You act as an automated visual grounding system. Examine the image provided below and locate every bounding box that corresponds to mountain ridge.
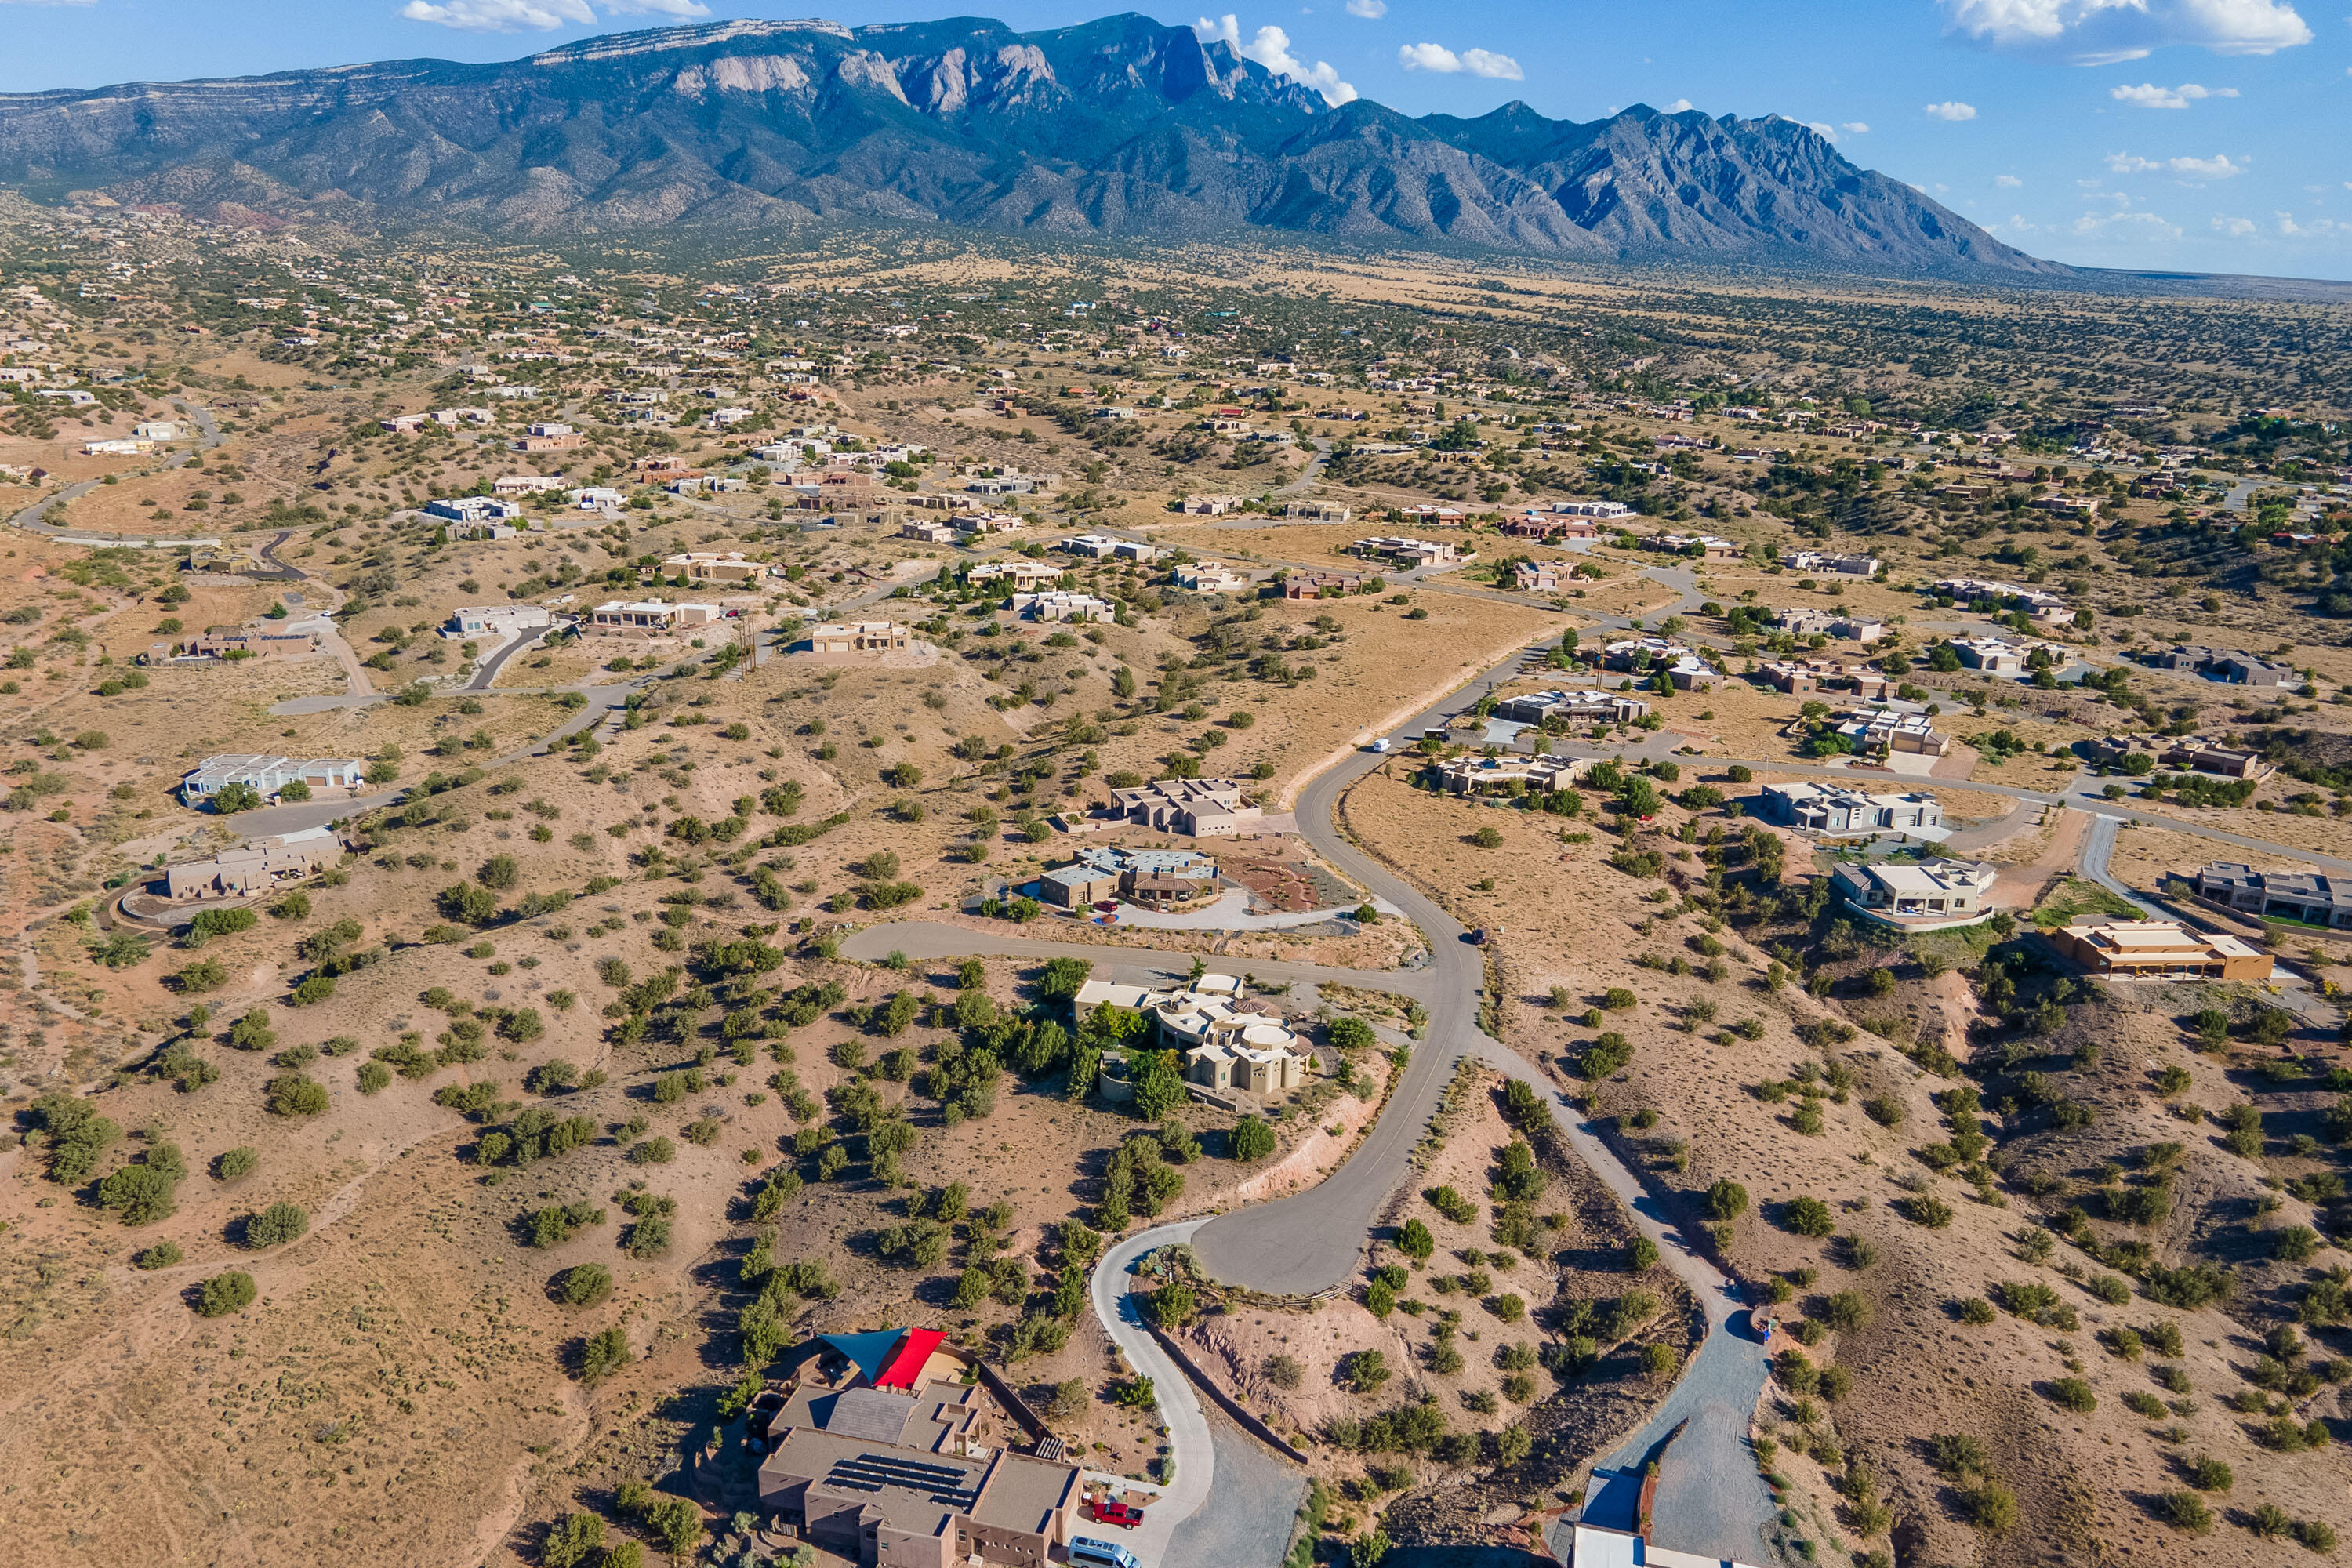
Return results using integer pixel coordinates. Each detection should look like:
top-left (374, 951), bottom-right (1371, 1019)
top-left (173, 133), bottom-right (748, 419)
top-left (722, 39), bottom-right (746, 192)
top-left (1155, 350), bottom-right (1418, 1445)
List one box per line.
top-left (0, 12), bottom-right (2067, 277)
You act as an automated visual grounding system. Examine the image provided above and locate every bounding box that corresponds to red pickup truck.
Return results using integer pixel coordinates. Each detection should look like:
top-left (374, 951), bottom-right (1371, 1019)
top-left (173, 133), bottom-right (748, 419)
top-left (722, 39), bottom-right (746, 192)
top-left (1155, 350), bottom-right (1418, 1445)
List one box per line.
top-left (1087, 1499), bottom-right (1145, 1529)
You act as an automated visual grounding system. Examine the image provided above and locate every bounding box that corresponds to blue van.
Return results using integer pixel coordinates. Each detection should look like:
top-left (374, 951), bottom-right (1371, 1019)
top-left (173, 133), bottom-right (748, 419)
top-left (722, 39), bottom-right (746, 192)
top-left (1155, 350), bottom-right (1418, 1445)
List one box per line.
top-left (1068, 1537), bottom-right (1142, 1568)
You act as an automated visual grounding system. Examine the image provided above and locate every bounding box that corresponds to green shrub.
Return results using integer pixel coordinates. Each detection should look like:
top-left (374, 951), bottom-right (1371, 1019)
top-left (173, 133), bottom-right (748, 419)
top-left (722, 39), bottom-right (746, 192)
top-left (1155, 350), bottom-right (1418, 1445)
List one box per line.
top-left (243, 1201), bottom-right (309, 1248)
top-left (198, 1270), bottom-right (257, 1316)
top-left (557, 1263), bottom-right (614, 1307)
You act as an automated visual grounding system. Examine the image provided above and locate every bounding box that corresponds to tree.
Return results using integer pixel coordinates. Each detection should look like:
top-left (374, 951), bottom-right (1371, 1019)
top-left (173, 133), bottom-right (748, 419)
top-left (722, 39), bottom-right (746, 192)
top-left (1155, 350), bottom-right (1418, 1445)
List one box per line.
top-left (245, 1201), bottom-right (310, 1248)
top-left (1327, 1017), bottom-right (1376, 1052)
top-left (642, 1497), bottom-right (706, 1563)
top-left (1038, 956), bottom-right (1093, 1000)
top-left (198, 1271), bottom-right (257, 1316)
top-left (1229, 1116), bottom-right (1276, 1161)
top-left (98, 1160), bottom-right (179, 1225)
top-left (1784, 1196), bottom-right (1835, 1237)
top-left (1705, 1178), bottom-right (1750, 1221)
top-left (211, 782), bottom-right (261, 813)
top-left (1133, 1050), bottom-right (1186, 1120)
top-left (1147, 1282), bottom-right (1197, 1329)
top-left (557, 1264), bottom-right (613, 1307)
top-left (437, 882), bottom-right (499, 924)
top-left (265, 1073), bottom-right (328, 1117)
top-left (1342, 1348), bottom-right (1392, 1394)
top-left (1470, 825), bottom-right (1504, 849)
top-left (542, 1513), bottom-right (606, 1568)
top-left (1397, 1218), bottom-right (1435, 1261)
top-left (578, 1326), bottom-right (632, 1385)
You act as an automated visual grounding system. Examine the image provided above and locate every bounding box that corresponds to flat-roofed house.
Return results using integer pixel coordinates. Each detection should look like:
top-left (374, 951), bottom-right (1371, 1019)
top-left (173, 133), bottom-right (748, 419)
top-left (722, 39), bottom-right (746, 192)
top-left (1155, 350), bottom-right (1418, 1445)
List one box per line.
top-left (587, 599), bottom-right (719, 637)
top-left (1833, 706), bottom-right (1951, 757)
top-left (757, 1329), bottom-right (1081, 1568)
top-left (2194, 862), bottom-right (2352, 929)
top-left (141, 627), bottom-right (323, 665)
top-left (1281, 571), bottom-right (1363, 599)
top-left (1752, 782), bottom-right (1943, 836)
top-left (967, 561), bottom-right (1063, 591)
top-left (2044, 918), bottom-right (2272, 981)
top-left (1105, 777), bottom-right (1263, 838)
top-left (663, 551), bottom-right (766, 586)
top-left (1494, 690), bottom-right (1651, 726)
top-left (443, 604), bottom-right (553, 640)
top-left (179, 754), bottom-right (365, 805)
top-left (1831, 858), bottom-right (1999, 929)
top-left (799, 622), bottom-right (914, 655)
top-left (423, 495), bottom-right (522, 525)
top-left (1431, 755), bottom-right (1591, 796)
top-left (1011, 591), bottom-right (1112, 623)
top-left (165, 826), bottom-right (343, 899)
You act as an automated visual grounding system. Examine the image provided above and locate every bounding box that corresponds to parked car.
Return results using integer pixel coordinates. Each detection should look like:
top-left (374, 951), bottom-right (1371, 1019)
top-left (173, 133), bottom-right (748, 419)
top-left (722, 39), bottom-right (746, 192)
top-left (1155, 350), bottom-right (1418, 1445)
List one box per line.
top-left (1069, 1534), bottom-right (1144, 1568)
top-left (1088, 1498), bottom-right (1145, 1529)
top-left (1369, 736), bottom-right (1391, 753)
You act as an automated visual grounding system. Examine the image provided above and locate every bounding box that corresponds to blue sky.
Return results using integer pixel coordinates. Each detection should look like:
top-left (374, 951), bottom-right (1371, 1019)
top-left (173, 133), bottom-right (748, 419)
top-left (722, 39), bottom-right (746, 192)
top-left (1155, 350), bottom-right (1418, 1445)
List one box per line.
top-left (2, 0), bottom-right (2346, 279)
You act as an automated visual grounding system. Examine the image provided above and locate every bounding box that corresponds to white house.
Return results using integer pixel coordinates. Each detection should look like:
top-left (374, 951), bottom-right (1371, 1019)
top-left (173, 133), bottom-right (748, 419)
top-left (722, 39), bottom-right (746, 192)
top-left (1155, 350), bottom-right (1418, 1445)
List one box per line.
top-left (443, 604), bottom-right (554, 640)
top-left (424, 495), bottom-right (523, 524)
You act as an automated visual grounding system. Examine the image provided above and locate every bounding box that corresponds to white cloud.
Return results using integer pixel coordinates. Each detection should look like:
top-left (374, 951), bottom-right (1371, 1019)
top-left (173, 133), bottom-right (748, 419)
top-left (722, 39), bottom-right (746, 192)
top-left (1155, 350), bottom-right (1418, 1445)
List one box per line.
top-left (1805, 121), bottom-right (1838, 139)
top-left (2107, 150), bottom-right (2246, 178)
top-left (400, 0), bottom-right (591, 30)
top-left (2110, 81), bottom-right (2239, 107)
top-left (1396, 42), bottom-right (1524, 78)
top-left (1925, 100), bottom-right (1979, 119)
top-left (1996, 172), bottom-right (2025, 186)
top-left (604, 0), bottom-right (710, 15)
top-left (2212, 214), bottom-right (2257, 234)
top-left (0, 0), bottom-right (99, 8)
top-left (1842, 121), bottom-right (1871, 133)
top-left (1662, 98), bottom-right (1695, 113)
top-left (1940, 0), bottom-right (2310, 64)
top-left (2072, 209), bottom-right (2184, 239)
top-left (2278, 211), bottom-right (2340, 234)
top-left (1344, 0), bottom-right (1386, 16)
top-left (1196, 16), bottom-right (1358, 103)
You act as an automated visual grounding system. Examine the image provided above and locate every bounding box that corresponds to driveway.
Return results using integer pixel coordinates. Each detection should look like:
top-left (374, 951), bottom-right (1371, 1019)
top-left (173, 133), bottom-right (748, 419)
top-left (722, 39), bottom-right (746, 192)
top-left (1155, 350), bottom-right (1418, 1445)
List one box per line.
top-left (1087, 1218), bottom-right (1309, 1568)
top-left (1087, 888), bottom-right (1406, 933)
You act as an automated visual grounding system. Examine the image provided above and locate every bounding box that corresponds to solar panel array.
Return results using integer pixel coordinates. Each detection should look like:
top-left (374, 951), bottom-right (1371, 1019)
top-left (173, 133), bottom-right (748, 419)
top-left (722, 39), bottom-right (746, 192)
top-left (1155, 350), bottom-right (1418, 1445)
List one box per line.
top-left (823, 1452), bottom-right (982, 1511)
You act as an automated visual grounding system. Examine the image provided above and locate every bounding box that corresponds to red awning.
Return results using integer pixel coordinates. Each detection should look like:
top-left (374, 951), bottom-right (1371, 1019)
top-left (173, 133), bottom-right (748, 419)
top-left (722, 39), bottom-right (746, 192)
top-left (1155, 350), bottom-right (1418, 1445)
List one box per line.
top-left (874, 1327), bottom-right (946, 1391)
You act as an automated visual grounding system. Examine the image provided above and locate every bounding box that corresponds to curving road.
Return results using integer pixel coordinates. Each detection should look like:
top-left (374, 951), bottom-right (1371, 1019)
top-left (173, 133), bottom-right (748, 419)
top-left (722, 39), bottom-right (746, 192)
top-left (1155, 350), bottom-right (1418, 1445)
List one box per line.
top-left (7, 397), bottom-right (227, 543)
top-left (856, 626), bottom-right (1790, 1562)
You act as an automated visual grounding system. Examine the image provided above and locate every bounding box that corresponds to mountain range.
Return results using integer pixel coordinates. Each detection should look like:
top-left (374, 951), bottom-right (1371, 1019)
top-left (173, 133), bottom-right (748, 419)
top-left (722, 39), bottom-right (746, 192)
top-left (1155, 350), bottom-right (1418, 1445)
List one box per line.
top-left (0, 13), bottom-right (2067, 277)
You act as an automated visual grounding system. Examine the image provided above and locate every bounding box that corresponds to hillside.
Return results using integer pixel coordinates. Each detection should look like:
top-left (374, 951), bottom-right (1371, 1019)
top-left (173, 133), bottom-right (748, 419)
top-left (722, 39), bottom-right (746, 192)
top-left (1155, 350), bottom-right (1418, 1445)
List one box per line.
top-left (0, 12), bottom-right (2062, 275)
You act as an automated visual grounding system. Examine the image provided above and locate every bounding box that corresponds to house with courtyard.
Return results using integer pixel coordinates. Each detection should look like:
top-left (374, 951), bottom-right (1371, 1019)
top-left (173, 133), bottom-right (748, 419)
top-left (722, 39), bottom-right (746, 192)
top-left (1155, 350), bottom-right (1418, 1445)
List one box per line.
top-left (164, 826), bottom-right (343, 899)
top-left (1104, 776), bottom-right (1265, 837)
top-left (2194, 863), bottom-right (2352, 928)
top-left (1750, 782), bottom-right (1943, 837)
top-left (1831, 858), bottom-right (1999, 929)
top-left (2043, 918), bottom-right (2272, 980)
top-left (757, 1327), bottom-right (1081, 1568)
top-left (1071, 975), bottom-right (1312, 1097)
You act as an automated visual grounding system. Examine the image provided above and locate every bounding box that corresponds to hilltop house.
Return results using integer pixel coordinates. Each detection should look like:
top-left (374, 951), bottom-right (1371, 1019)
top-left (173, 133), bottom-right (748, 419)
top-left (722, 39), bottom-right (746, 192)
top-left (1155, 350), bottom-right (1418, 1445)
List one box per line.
top-left (1831, 858), bottom-right (1999, 929)
top-left (1072, 975), bottom-right (1311, 1097)
top-left (757, 1328), bottom-right (1082, 1568)
top-left (179, 754), bottom-right (365, 805)
top-left (1104, 777), bottom-right (1265, 838)
top-left (164, 826), bottom-right (343, 900)
top-left (1751, 782), bottom-right (1944, 837)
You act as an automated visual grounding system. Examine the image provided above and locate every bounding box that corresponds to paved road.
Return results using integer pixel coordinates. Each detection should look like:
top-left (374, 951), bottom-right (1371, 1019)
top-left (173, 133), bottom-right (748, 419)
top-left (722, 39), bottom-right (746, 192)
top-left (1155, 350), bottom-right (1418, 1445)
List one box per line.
top-left (1084, 1219), bottom-right (1310, 1568)
top-left (6, 397), bottom-right (226, 542)
top-left (2075, 810), bottom-right (2163, 917)
top-left (467, 627), bottom-right (553, 691)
